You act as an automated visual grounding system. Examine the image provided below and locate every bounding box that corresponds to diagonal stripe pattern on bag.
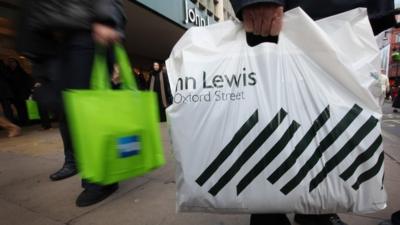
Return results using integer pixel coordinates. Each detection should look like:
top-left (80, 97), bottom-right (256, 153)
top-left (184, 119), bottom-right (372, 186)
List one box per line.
top-left (280, 104), bottom-right (363, 195)
top-left (352, 152), bottom-right (385, 190)
top-left (268, 106), bottom-right (330, 184)
top-left (339, 135), bottom-right (383, 181)
top-left (237, 121), bottom-right (300, 195)
top-left (196, 103), bottom-right (382, 198)
top-left (308, 116), bottom-right (379, 192)
top-left (206, 109), bottom-right (288, 196)
top-left (196, 110), bottom-right (259, 186)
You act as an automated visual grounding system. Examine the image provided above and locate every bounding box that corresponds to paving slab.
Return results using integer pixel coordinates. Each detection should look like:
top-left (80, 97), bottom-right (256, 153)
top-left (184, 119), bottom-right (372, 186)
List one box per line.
top-left (71, 179), bottom-right (250, 225)
top-left (0, 198), bottom-right (63, 225)
top-left (0, 152), bottom-right (61, 188)
top-left (0, 172), bottom-right (151, 223)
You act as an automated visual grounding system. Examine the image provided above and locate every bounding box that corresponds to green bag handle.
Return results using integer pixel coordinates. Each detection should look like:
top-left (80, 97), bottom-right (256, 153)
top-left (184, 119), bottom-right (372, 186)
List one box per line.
top-left (91, 43), bottom-right (138, 91)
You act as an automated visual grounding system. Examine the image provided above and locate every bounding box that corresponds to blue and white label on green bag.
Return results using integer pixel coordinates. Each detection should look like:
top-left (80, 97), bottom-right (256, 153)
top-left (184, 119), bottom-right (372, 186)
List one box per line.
top-left (117, 136), bottom-right (140, 158)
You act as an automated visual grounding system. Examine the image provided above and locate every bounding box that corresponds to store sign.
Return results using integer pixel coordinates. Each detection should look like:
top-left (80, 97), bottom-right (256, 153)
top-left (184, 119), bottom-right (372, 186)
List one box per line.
top-left (133, 0), bottom-right (216, 29)
top-left (183, 0), bottom-right (211, 27)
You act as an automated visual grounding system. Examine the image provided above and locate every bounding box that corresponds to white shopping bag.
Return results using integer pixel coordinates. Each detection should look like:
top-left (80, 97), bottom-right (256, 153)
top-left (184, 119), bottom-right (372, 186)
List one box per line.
top-left (166, 8), bottom-right (386, 214)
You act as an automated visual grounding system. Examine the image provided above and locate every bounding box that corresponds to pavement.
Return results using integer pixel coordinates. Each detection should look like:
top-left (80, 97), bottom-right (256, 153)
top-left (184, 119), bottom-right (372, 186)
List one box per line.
top-left (0, 102), bottom-right (399, 225)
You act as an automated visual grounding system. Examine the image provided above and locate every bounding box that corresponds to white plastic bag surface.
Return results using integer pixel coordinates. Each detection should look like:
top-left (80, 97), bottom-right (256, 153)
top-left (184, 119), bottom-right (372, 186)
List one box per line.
top-left (166, 8), bottom-right (386, 214)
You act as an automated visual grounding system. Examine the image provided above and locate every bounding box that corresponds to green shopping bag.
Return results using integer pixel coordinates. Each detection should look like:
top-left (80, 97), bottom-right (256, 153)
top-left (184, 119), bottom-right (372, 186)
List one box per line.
top-left (63, 44), bottom-right (165, 185)
top-left (26, 99), bottom-right (40, 120)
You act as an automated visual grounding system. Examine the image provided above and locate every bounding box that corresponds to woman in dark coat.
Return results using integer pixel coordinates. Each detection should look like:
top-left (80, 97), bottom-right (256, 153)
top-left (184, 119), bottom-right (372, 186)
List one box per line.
top-left (5, 58), bottom-right (34, 125)
top-left (148, 62), bottom-right (172, 122)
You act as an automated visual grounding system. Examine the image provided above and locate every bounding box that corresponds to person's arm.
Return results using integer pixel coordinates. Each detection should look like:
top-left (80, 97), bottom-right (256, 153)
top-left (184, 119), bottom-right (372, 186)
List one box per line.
top-left (368, 0), bottom-right (397, 35)
top-left (230, 0), bottom-right (284, 36)
top-left (230, 0), bottom-right (396, 36)
top-left (92, 0), bottom-right (126, 45)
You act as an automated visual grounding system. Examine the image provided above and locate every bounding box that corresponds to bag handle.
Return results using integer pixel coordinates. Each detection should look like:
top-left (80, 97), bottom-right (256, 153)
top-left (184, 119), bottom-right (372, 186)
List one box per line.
top-left (91, 43), bottom-right (138, 91)
top-left (246, 33), bottom-right (278, 47)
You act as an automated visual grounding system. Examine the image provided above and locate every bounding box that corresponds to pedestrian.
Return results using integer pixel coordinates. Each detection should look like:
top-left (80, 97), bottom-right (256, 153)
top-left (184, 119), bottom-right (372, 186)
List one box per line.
top-left (380, 71), bottom-right (391, 105)
top-left (393, 86), bottom-right (400, 113)
top-left (229, 0), bottom-right (396, 224)
top-left (0, 116), bottom-right (21, 138)
top-left (17, 0), bottom-right (126, 207)
top-left (0, 60), bottom-right (15, 122)
top-left (5, 58), bottom-right (34, 126)
top-left (31, 82), bottom-right (53, 129)
top-left (148, 62), bottom-right (172, 122)
top-left (133, 67), bottom-right (147, 90)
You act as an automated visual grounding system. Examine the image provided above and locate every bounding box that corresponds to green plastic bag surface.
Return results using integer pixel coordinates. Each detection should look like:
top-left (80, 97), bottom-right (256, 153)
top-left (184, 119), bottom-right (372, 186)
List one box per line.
top-left (63, 44), bottom-right (165, 185)
top-left (26, 99), bottom-right (40, 120)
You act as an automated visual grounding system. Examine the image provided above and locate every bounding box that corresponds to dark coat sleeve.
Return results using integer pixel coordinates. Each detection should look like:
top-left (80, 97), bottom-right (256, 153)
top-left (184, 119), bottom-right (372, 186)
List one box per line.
top-left (93, 0), bottom-right (126, 36)
top-left (230, 0), bottom-right (285, 19)
top-left (163, 72), bottom-right (173, 105)
top-left (230, 0), bottom-right (396, 34)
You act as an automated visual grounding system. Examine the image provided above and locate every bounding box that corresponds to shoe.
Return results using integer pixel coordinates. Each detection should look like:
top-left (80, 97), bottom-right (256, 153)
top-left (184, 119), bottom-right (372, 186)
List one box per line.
top-left (76, 185), bottom-right (118, 207)
top-left (49, 165), bottom-right (77, 181)
top-left (42, 125), bottom-right (52, 130)
top-left (250, 214), bottom-right (291, 225)
top-left (379, 220), bottom-right (392, 225)
top-left (392, 211), bottom-right (400, 225)
top-left (294, 214), bottom-right (348, 225)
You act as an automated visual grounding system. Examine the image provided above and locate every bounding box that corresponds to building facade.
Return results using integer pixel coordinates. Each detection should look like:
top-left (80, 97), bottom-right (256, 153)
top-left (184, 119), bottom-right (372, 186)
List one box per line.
top-left (385, 28), bottom-right (400, 86)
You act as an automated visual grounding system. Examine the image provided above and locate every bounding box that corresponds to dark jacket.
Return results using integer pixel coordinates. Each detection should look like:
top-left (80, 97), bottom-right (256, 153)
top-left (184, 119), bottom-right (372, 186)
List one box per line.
top-left (230, 0), bottom-right (396, 34)
top-left (6, 64), bottom-right (34, 100)
top-left (0, 62), bottom-right (14, 100)
top-left (27, 0), bottom-right (125, 33)
top-left (16, 0), bottom-right (126, 58)
top-left (135, 73), bottom-right (147, 91)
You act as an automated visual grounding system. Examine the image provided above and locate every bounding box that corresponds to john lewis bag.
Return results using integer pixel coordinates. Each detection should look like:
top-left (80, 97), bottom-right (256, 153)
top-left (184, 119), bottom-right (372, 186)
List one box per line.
top-left (166, 8), bottom-right (386, 214)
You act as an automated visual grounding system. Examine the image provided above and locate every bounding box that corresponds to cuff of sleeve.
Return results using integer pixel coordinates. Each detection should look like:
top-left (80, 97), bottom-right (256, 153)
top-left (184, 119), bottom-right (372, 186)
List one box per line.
top-left (232, 0), bottom-right (285, 20)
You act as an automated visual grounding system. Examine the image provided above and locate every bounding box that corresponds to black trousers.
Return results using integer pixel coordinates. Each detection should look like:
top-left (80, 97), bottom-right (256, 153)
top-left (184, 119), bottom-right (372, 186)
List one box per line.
top-left (1, 99), bottom-right (15, 122)
top-left (44, 31), bottom-right (117, 191)
top-left (37, 103), bottom-right (52, 129)
top-left (12, 99), bottom-right (29, 125)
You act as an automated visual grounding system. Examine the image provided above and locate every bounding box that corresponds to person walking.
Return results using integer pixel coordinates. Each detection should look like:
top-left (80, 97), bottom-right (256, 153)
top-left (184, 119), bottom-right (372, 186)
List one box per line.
top-left (4, 58), bottom-right (33, 126)
top-left (229, 0), bottom-right (396, 224)
top-left (17, 0), bottom-right (126, 207)
top-left (148, 62), bottom-right (172, 122)
top-left (133, 67), bottom-right (147, 90)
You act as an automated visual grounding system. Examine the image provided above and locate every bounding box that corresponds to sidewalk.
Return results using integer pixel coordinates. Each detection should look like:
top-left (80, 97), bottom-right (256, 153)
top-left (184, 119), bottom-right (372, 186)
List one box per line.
top-left (0, 103), bottom-right (399, 225)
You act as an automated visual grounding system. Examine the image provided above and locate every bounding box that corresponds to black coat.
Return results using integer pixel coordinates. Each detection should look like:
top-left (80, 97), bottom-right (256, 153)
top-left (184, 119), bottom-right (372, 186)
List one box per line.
top-left (26, 0), bottom-right (125, 33)
top-left (134, 73), bottom-right (147, 91)
top-left (230, 0), bottom-right (396, 35)
top-left (0, 64), bottom-right (14, 100)
top-left (6, 66), bottom-right (34, 100)
top-left (16, 0), bottom-right (126, 58)
top-left (149, 70), bottom-right (173, 107)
